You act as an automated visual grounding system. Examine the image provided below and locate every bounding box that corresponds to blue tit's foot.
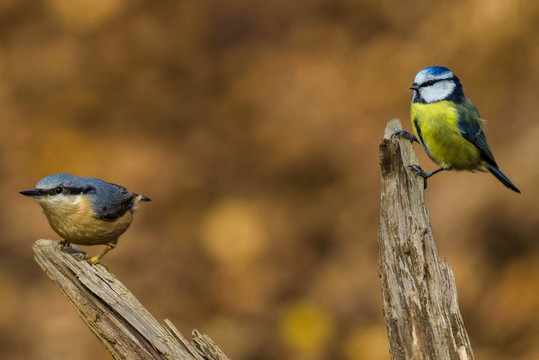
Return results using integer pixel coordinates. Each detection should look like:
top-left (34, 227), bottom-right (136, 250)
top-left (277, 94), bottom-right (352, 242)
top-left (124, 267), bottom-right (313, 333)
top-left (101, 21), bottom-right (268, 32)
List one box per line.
top-left (409, 165), bottom-right (445, 179)
top-left (408, 165), bottom-right (429, 189)
top-left (391, 130), bottom-right (418, 144)
top-left (408, 165), bottom-right (446, 189)
top-left (408, 165), bottom-right (431, 179)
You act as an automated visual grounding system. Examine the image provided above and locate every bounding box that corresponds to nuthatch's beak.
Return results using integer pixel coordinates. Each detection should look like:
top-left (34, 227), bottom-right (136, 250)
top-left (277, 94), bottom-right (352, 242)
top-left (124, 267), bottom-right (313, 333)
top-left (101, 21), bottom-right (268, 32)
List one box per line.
top-left (20, 189), bottom-right (42, 198)
top-left (409, 83), bottom-right (419, 90)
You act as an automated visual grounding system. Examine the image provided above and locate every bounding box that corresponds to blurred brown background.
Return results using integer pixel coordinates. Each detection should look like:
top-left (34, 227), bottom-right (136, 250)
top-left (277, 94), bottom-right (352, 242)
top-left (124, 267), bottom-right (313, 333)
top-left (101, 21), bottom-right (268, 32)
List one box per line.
top-left (1, 0), bottom-right (538, 359)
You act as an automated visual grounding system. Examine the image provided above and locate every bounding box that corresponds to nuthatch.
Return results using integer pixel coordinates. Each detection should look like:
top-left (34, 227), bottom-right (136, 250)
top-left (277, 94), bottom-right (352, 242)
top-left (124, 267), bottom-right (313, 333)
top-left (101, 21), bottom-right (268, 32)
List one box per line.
top-left (20, 173), bottom-right (150, 264)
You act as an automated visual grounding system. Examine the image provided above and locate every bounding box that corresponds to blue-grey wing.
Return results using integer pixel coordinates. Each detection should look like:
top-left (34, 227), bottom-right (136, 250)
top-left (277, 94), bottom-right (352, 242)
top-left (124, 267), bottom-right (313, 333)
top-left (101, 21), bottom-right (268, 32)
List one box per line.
top-left (457, 114), bottom-right (497, 167)
top-left (95, 184), bottom-right (136, 221)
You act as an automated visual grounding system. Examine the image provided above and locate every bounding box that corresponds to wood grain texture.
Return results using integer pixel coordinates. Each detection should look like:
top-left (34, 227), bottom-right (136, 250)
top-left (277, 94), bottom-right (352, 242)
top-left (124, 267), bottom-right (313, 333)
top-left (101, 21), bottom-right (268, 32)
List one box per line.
top-left (378, 119), bottom-right (474, 360)
top-left (33, 239), bottom-right (229, 360)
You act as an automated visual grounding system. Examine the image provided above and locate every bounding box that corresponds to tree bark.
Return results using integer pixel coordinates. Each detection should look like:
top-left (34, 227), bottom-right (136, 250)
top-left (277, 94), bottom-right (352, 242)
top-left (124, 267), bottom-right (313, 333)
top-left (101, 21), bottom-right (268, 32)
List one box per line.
top-left (378, 119), bottom-right (474, 360)
top-left (33, 239), bottom-right (230, 360)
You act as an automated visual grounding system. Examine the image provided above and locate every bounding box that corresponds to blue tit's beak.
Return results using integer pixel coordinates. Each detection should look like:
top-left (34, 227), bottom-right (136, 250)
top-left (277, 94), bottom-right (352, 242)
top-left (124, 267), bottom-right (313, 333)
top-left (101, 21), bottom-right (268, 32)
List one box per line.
top-left (20, 189), bottom-right (42, 198)
top-left (409, 83), bottom-right (419, 90)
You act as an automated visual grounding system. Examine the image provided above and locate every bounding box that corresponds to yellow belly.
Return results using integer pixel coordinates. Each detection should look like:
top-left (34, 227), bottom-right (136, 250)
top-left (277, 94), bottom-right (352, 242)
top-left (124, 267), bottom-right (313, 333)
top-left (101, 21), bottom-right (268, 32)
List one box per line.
top-left (37, 195), bottom-right (133, 246)
top-left (411, 101), bottom-right (483, 170)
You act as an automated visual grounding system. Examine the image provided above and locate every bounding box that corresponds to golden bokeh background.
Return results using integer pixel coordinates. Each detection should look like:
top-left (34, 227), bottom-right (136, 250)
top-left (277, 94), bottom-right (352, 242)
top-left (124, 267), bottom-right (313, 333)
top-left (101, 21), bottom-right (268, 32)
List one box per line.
top-left (1, 1), bottom-right (538, 359)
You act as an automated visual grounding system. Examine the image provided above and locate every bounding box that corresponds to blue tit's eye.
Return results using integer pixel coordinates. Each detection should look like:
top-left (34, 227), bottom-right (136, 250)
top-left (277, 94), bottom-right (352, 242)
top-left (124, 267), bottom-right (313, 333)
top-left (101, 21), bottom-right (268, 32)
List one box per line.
top-left (426, 80), bottom-right (436, 86)
top-left (55, 186), bottom-right (64, 194)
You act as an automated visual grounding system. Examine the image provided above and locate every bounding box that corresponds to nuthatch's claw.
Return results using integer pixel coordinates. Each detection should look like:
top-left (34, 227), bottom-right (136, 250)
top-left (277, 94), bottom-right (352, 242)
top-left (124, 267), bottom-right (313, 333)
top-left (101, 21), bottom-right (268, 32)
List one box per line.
top-left (58, 242), bottom-right (90, 260)
top-left (86, 256), bottom-right (108, 270)
top-left (57, 239), bottom-right (68, 250)
top-left (72, 253), bottom-right (90, 261)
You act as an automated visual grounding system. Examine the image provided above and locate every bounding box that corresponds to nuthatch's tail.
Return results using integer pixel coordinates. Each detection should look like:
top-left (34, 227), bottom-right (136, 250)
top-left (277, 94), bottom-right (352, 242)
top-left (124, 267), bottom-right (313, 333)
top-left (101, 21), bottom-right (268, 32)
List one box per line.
top-left (487, 165), bottom-right (520, 193)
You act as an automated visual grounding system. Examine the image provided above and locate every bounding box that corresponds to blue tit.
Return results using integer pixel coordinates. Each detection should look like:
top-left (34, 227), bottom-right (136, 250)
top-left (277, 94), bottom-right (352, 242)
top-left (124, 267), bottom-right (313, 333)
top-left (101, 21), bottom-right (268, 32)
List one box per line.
top-left (393, 66), bottom-right (520, 193)
top-left (20, 173), bottom-right (151, 263)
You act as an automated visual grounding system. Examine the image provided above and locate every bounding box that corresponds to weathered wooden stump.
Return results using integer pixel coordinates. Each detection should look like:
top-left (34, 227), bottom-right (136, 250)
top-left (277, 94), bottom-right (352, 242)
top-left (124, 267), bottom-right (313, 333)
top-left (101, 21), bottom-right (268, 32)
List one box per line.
top-left (33, 239), bottom-right (229, 360)
top-left (378, 119), bottom-right (474, 360)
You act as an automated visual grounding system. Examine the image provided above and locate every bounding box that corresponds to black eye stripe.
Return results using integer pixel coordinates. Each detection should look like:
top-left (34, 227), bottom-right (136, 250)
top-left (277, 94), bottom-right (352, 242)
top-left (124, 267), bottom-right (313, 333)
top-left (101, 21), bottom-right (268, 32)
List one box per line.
top-left (421, 77), bottom-right (453, 88)
top-left (40, 186), bottom-right (96, 196)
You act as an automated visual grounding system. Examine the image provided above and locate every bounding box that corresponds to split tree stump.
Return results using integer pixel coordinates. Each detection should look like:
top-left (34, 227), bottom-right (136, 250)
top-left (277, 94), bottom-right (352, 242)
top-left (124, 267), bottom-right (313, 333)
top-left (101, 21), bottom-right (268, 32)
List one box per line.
top-left (33, 239), bottom-right (229, 360)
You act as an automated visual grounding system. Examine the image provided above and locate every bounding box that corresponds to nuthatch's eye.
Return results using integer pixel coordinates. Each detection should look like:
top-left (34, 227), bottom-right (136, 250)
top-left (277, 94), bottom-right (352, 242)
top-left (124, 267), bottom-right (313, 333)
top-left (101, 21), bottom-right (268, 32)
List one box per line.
top-left (55, 186), bottom-right (64, 194)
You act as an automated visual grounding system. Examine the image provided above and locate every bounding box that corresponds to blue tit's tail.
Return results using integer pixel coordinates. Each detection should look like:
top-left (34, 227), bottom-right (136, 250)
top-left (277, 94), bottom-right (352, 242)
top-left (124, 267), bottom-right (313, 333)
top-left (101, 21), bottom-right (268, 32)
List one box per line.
top-left (487, 165), bottom-right (521, 193)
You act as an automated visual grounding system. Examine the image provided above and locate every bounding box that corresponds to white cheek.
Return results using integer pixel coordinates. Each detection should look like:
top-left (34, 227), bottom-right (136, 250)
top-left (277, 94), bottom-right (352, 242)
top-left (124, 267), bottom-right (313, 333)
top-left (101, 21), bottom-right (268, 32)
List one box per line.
top-left (37, 194), bottom-right (83, 209)
top-left (420, 81), bottom-right (455, 103)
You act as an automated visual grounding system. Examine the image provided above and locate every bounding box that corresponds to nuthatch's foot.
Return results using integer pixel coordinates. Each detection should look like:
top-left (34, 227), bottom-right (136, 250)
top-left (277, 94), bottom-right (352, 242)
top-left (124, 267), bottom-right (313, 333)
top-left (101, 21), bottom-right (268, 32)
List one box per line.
top-left (86, 256), bottom-right (108, 270)
top-left (391, 130), bottom-right (419, 144)
top-left (85, 244), bottom-right (115, 267)
top-left (57, 239), bottom-right (69, 250)
top-left (72, 252), bottom-right (90, 261)
top-left (57, 241), bottom-right (90, 260)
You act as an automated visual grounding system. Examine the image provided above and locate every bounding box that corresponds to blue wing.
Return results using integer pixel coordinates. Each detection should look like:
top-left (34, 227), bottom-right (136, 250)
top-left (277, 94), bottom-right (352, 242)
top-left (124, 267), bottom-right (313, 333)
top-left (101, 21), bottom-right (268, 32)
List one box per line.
top-left (456, 100), bottom-right (520, 193)
top-left (87, 180), bottom-right (136, 221)
top-left (456, 101), bottom-right (497, 167)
